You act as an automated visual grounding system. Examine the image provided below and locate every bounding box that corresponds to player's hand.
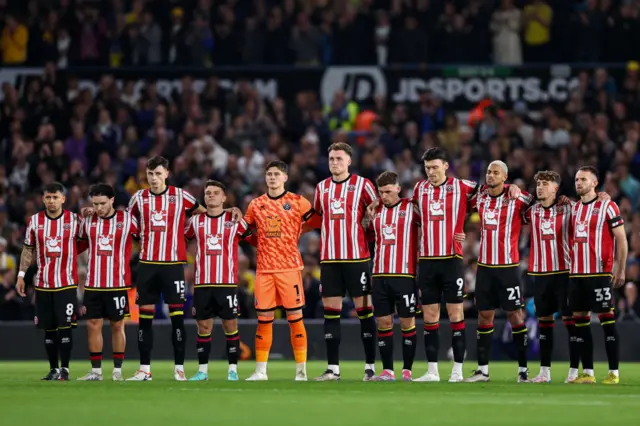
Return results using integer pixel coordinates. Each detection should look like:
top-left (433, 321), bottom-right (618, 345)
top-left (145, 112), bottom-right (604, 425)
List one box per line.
top-left (612, 270), bottom-right (625, 288)
top-left (454, 233), bottom-right (466, 242)
top-left (597, 192), bottom-right (611, 201)
top-left (79, 305), bottom-right (87, 316)
top-left (507, 185), bottom-right (522, 199)
top-left (367, 199), bottom-right (379, 219)
top-left (228, 207), bottom-right (242, 222)
top-left (557, 195), bottom-right (571, 205)
top-left (81, 207), bottom-right (94, 217)
top-left (15, 277), bottom-right (26, 297)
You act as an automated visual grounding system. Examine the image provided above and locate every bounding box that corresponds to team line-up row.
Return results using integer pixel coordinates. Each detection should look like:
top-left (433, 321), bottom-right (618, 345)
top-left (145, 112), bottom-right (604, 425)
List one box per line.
top-left (15, 145), bottom-right (625, 384)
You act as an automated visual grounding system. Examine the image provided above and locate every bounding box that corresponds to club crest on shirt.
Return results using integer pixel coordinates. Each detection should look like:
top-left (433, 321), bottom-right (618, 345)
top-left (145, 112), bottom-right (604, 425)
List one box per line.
top-left (575, 220), bottom-right (589, 243)
top-left (150, 210), bottom-right (167, 231)
top-left (63, 224), bottom-right (71, 230)
top-left (429, 199), bottom-right (445, 221)
top-left (540, 219), bottom-right (555, 240)
top-left (347, 185), bottom-right (356, 192)
top-left (224, 221), bottom-right (233, 229)
top-left (330, 198), bottom-right (345, 220)
top-left (399, 211), bottom-right (406, 218)
top-left (169, 196), bottom-right (176, 203)
top-left (97, 234), bottom-right (114, 256)
top-left (483, 208), bottom-right (498, 231)
top-left (45, 236), bottom-right (62, 257)
top-left (283, 203), bottom-right (291, 211)
top-left (592, 208), bottom-right (600, 215)
top-left (381, 224), bottom-right (397, 245)
top-left (116, 222), bottom-right (123, 229)
top-left (205, 234), bottom-right (223, 256)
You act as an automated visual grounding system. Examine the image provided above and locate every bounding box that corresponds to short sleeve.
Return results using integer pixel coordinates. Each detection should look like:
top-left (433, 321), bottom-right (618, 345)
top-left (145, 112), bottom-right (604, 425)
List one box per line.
top-left (78, 218), bottom-right (88, 240)
top-left (185, 217), bottom-right (196, 240)
top-left (128, 191), bottom-right (140, 217)
top-left (313, 184), bottom-right (322, 214)
top-left (183, 189), bottom-right (199, 214)
top-left (244, 201), bottom-right (255, 225)
top-left (606, 202), bottom-right (624, 229)
top-left (24, 216), bottom-right (35, 247)
top-left (411, 181), bottom-right (421, 203)
top-left (461, 179), bottom-right (479, 199)
top-left (130, 215), bottom-right (140, 238)
top-left (362, 179), bottom-right (377, 206)
top-left (236, 219), bottom-right (249, 237)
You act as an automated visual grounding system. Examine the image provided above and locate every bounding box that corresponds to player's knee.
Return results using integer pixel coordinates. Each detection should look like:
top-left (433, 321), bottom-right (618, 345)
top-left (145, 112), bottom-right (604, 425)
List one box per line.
top-left (197, 321), bottom-right (213, 335)
top-left (477, 310), bottom-right (494, 325)
top-left (597, 311), bottom-right (615, 325)
top-left (377, 316), bottom-right (393, 329)
top-left (506, 309), bottom-right (523, 325)
top-left (422, 304), bottom-right (440, 323)
top-left (353, 295), bottom-right (371, 309)
top-left (399, 317), bottom-right (415, 330)
top-left (110, 320), bottom-right (124, 333)
top-left (322, 296), bottom-right (342, 310)
top-left (538, 315), bottom-right (554, 322)
top-left (87, 319), bottom-right (102, 331)
top-left (286, 310), bottom-right (303, 322)
top-left (445, 303), bottom-right (464, 322)
top-left (222, 319), bottom-right (238, 334)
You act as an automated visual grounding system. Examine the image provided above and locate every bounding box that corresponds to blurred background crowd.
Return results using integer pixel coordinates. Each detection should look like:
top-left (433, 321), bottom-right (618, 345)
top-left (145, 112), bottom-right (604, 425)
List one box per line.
top-left (1, 0), bottom-right (640, 324)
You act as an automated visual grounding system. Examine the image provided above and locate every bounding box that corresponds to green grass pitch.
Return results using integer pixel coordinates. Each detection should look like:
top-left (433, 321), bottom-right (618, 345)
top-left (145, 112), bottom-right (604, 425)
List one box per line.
top-left (2, 361), bottom-right (639, 425)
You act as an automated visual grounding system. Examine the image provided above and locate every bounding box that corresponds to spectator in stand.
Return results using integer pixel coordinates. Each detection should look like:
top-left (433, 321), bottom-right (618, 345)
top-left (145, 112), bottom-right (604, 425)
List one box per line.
top-left (490, 0), bottom-right (522, 65)
top-left (522, 0), bottom-right (553, 63)
top-left (1, 14), bottom-right (29, 64)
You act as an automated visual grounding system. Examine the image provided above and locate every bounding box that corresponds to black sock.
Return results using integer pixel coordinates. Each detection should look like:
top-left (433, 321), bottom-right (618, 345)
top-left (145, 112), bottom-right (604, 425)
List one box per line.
top-left (512, 322), bottom-right (528, 369)
top-left (451, 320), bottom-right (466, 363)
top-left (225, 330), bottom-right (240, 365)
top-left (113, 352), bottom-right (124, 369)
top-left (423, 322), bottom-right (440, 362)
top-left (377, 327), bottom-right (394, 371)
top-left (599, 313), bottom-right (619, 371)
top-left (44, 330), bottom-right (58, 370)
top-left (324, 308), bottom-right (341, 367)
top-left (138, 309), bottom-right (154, 365)
top-left (538, 320), bottom-right (554, 368)
top-left (169, 305), bottom-right (186, 365)
top-left (564, 318), bottom-right (580, 370)
top-left (402, 326), bottom-right (417, 371)
top-left (357, 307), bottom-right (376, 364)
top-left (58, 328), bottom-right (73, 370)
top-left (477, 323), bottom-right (494, 368)
top-left (196, 333), bottom-right (212, 365)
top-left (90, 352), bottom-right (102, 369)
top-left (575, 316), bottom-right (594, 370)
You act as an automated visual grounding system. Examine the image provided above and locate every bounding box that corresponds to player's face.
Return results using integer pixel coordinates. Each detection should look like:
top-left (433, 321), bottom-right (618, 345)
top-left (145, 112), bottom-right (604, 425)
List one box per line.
top-left (378, 184), bottom-right (401, 207)
top-left (536, 180), bottom-right (558, 201)
top-left (424, 159), bottom-right (448, 184)
top-left (43, 191), bottom-right (65, 214)
top-left (146, 166), bottom-right (169, 190)
top-left (91, 195), bottom-right (115, 218)
top-left (204, 186), bottom-right (226, 208)
top-left (575, 170), bottom-right (597, 196)
top-left (486, 164), bottom-right (507, 188)
top-left (265, 167), bottom-right (288, 190)
top-left (328, 150), bottom-right (351, 177)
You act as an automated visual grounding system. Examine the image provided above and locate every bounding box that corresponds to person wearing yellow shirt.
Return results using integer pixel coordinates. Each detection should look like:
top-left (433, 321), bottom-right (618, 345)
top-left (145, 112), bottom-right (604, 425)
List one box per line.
top-left (522, 0), bottom-right (552, 63)
top-left (1, 15), bottom-right (29, 64)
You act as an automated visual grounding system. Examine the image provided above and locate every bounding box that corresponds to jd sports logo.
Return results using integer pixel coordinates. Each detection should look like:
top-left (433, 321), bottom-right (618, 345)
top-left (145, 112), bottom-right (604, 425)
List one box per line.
top-left (320, 67), bottom-right (386, 105)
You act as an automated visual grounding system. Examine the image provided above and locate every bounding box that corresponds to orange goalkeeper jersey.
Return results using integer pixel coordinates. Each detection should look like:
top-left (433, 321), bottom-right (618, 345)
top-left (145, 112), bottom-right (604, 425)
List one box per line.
top-left (244, 191), bottom-right (318, 273)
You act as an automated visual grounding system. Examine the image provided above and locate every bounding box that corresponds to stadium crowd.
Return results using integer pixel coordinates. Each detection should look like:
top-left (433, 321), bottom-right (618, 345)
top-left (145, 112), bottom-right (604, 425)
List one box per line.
top-left (1, 0), bottom-right (640, 323)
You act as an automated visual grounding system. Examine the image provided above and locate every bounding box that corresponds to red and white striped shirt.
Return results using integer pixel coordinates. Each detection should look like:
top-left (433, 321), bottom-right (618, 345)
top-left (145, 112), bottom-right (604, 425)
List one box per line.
top-left (313, 174), bottom-right (377, 262)
top-left (186, 212), bottom-right (249, 286)
top-left (524, 202), bottom-right (572, 274)
top-left (570, 198), bottom-right (623, 276)
top-left (471, 187), bottom-right (531, 266)
top-left (370, 199), bottom-right (419, 276)
top-left (128, 186), bottom-right (198, 263)
top-left (24, 210), bottom-right (81, 290)
top-left (79, 211), bottom-right (138, 289)
top-left (412, 177), bottom-right (477, 258)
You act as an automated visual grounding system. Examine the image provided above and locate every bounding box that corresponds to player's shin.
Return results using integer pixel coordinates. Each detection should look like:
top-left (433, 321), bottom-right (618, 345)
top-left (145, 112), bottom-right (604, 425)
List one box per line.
top-left (323, 307), bottom-right (342, 374)
top-left (377, 323), bottom-right (394, 373)
top-left (563, 317), bottom-right (580, 377)
top-left (401, 322), bottom-right (417, 372)
top-left (169, 304), bottom-right (186, 371)
top-left (598, 312), bottom-right (619, 376)
top-left (538, 319), bottom-right (554, 376)
top-left (111, 320), bottom-right (125, 372)
top-left (196, 333), bottom-right (212, 373)
top-left (44, 329), bottom-right (59, 370)
top-left (450, 320), bottom-right (466, 375)
top-left (255, 316), bottom-right (274, 373)
top-left (88, 319), bottom-right (103, 374)
top-left (476, 318), bottom-right (494, 375)
top-left (225, 330), bottom-right (240, 369)
top-left (288, 313), bottom-right (307, 366)
top-left (574, 315), bottom-right (594, 374)
top-left (58, 327), bottom-right (73, 372)
top-left (138, 307), bottom-right (155, 373)
top-left (423, 322), bottom-right (440, 374)
top-left (356, 305), bottom-right (376, 368)
top-left (511, 320), bottom-right (529, 373)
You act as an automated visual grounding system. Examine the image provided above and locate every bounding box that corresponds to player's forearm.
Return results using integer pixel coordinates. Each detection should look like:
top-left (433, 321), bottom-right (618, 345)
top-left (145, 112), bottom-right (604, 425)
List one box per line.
top-left (19, 246), bottom-right (34, 273)
top-left (614, 233), bottom-right (629, 273)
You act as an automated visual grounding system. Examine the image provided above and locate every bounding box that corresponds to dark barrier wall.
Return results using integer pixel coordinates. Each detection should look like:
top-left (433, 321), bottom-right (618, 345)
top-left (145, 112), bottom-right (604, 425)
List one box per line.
top-left (1, 320), bottom-right (638, 362)
top-left (0, 64), bottom-right (629, 111)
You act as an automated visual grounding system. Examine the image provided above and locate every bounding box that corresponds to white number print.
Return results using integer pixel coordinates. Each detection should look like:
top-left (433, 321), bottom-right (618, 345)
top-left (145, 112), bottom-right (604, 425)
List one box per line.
top-left (226, 295), bottom-right (238, 308)
top-left (174, 280), bottom-right (186, 296)
top-left (65, 303), bottom-right (74, 316)
top-left (456, 278), bottom-right (464, 293)
top-left (113, 296), bottom-right (127, 310)
top-left (403, 293), bottom-right (416, 307)
top-left (594, 288), bottom-right (612, 302)
top-left (507, 286), bottom-right (521, 301)
top-left (360, 272), bottom-right (367, 285)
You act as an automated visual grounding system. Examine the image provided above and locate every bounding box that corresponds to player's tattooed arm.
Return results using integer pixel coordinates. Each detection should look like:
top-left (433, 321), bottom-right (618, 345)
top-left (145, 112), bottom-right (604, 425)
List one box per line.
top-left (16, 246), bottom-right (34, 297)
top-left (611, 225), bottom-right (628, 289)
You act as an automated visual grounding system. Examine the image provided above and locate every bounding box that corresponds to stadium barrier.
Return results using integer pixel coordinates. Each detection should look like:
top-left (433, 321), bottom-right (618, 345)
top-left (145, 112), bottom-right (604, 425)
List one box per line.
top-left (1, 319), bottom-right (639, 361)
top-left (0, 64), bottom-right (629, 111)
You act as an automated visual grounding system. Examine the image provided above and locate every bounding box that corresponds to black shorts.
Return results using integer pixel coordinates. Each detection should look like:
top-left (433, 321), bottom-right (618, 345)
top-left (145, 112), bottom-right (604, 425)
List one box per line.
top-left (83, 289), bottom-right (130, 321)
top-left (193, 287), bottom-right (238, 320)
top-left (320, 261), bottom-right (371, 298)
top-left (136, 263), bottom-right (186, 305)
top-left (35, 287), bottom-right (78, 330)
top-left (531, 273), bottom-right (571, 317)
top-left (372, 276), bottom-right (417, 318)
top-left (475, 265), bottom-right (523, 312)
top-left (569, 275), bottom-right (614, 314)
top-left (418, 257), bottom-right (465, 305)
